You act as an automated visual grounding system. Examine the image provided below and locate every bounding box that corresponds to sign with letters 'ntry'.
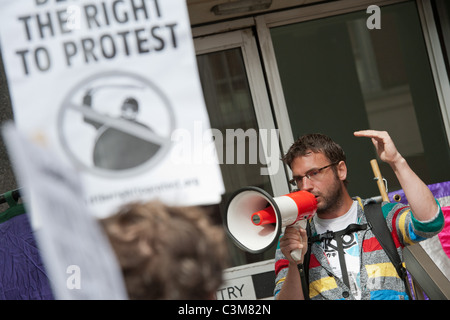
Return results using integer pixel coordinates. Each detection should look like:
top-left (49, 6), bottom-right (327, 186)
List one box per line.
top-left (0, 0), bottom-right (224, 217)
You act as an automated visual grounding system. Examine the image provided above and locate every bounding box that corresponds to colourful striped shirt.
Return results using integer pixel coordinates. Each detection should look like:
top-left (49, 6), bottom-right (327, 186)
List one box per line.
top-left (274, 197), bottom-right (444, 300)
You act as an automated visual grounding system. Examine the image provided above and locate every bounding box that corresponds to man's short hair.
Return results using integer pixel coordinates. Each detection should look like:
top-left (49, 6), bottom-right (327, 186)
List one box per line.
top-left (282, 133), bottom-right (348, 186)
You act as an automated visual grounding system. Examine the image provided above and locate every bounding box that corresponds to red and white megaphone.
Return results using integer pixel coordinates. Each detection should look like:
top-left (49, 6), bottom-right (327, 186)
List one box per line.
top-left (225, 186), bottom-right (317, 261)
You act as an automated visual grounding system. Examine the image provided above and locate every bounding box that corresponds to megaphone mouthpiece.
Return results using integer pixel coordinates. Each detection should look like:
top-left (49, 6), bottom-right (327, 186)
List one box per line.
top-left (251, 206), bottom-right (276, 226)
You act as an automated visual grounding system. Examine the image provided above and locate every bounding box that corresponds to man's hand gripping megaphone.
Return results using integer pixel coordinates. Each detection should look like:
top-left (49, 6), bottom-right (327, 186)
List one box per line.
top-left (279, 224), bottom-right (309, 263)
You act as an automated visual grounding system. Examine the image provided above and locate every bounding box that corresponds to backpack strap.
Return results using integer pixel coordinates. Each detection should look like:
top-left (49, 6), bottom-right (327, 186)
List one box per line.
top-left (308, 223), bottom-right (367, 289)
top-left (300, 203), bottom-right (412, 299)
top-left (364, 202), bottom-right (412, 299)
top-left (300, 219), bottom-right (312, 300)
top-left (308, 223), bottom-right (368, 243)
top-left (302, 220), bottom-right (368, 297)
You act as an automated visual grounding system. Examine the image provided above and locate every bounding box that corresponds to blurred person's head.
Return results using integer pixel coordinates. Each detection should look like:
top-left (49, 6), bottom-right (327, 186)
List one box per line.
top-left (100, 200), bottom-right (228, 300)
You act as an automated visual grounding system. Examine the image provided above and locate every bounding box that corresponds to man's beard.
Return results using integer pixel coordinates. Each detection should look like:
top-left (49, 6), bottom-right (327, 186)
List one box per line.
top-left (316, 177), bottom-right (344, 215)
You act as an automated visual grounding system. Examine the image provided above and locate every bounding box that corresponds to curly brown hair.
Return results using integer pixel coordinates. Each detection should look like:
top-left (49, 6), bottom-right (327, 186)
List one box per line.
top-left (100, 201), bottom-right (228, 300)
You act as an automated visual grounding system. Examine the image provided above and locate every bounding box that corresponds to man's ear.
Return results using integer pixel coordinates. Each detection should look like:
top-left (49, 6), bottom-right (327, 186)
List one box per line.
top-left (337, 160), bottom-right (347, 181)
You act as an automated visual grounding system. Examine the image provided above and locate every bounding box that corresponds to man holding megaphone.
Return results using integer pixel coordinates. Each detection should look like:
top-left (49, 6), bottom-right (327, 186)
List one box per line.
top-left (274, 130), bottom-right (444, 300)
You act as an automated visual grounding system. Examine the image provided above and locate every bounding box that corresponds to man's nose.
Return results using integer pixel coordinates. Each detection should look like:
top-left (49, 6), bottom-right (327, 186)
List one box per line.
top-left (300, 177), bottom-right (313, 191)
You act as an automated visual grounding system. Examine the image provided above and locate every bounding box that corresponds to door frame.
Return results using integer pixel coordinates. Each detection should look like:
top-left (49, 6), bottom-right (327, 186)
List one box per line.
top-left (194, 29), bottom-right (290, 197)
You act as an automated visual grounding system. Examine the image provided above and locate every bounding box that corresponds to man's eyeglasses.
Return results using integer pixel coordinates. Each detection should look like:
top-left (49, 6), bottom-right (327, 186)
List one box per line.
top-left (289, 162), bottom-right (340, 188)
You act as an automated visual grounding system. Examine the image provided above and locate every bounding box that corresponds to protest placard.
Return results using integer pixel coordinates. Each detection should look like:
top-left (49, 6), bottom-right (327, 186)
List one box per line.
top-left (0, 0), bottom-right (224, 217)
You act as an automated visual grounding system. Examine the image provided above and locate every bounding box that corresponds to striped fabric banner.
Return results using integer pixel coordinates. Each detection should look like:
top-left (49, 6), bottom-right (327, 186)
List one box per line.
top-left (388, 181), bottom-right (450, 282)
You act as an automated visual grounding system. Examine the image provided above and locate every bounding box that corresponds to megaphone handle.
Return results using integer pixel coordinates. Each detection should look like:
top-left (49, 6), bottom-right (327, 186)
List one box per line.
top-left (289, 220), bottom-right (306, 262)
top-left (291, 248), bottom-right (303, 262)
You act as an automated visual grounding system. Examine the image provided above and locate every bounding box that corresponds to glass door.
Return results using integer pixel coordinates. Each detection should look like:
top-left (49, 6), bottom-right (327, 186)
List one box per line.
top-left (266, 1), bottom-right (450, 198)
top-left (194, 29), bottom-right (289, 267)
